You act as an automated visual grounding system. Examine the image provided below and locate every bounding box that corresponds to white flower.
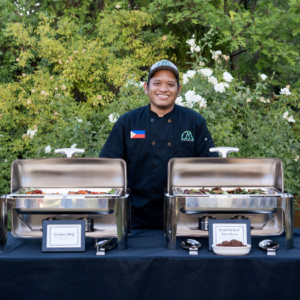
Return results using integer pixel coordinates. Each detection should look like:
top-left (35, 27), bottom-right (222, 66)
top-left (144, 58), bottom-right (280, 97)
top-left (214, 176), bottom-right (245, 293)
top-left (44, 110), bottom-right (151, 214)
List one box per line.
top-left (295, 155), bottom-right (299, 162)
top-left (208, 76), bottom-right (218, 86)
top-left (71, 143), bottom-right (77, 148)
top-left (287, 116), bottom-right (295, 123)
top-left (186, 38), bottom-right (196, 48)
top-left (108, 113), bottom-right (119, 123)
top-left (223, 72), bottom-right (233, 83)
top-left (199, 62), bottom-right (205, 66)
top-left (182, 74), bottom-right (189, 84)
top-left (283, 111), bottom-right (289, 119)
top-left (26, 128), bottom-right (37, 139)
top-left (184, 90), bottom-right (206, 108)
top-left (77, 119), bottom-right (83, 123)
top-left (186, 70), bottom-right (196, 78)
top-left (280, 87), bottom-right (291, 96)
top-left (195, 46), bottom-right (201, 52)
top-left (211, 50), bottom-right (222, 60)
top-left (260, 97), bottom-right (266, 103)
top-left (5, 159), bottom-right (7, 162)
top-left (198, 68), bottom-right (213, 77)
top-left (175, 96), bottom-right (184, 106)
top-left (246, 98), bottom-right (252, 102)
top-left (190, 46), bottom-right (195, 53)
top-left (45, 145), bottom-right (51, 153)
top-left (261, 74), bottom-right (267, 81)
top-left (115, 4), bottom-right (121, 9)
top-left (214, 83), bottom-right (225, 93)
top-left (220, 82), bottom-right (229, 88)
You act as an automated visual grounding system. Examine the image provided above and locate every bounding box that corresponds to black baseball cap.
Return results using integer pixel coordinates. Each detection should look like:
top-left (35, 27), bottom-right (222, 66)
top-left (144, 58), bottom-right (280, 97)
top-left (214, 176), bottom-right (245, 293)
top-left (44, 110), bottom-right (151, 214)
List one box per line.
top-left (147, 60), bottom-right (180, 86)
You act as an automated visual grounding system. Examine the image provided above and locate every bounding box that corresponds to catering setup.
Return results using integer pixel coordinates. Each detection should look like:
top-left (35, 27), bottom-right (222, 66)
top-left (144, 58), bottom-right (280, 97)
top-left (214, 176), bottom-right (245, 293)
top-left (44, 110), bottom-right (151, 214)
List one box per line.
top-left (1, 146), bottom-right (300, 300)
top-left (164, 147), bottom-right (294, 252)
top-left (0, 148), bottom-right (130, 254)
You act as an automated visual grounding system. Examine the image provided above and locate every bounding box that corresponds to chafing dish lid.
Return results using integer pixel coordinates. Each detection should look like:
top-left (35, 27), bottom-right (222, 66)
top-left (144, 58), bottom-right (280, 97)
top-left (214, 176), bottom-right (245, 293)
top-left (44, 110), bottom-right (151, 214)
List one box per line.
top-left (10, 157), bottom-right (127, 194)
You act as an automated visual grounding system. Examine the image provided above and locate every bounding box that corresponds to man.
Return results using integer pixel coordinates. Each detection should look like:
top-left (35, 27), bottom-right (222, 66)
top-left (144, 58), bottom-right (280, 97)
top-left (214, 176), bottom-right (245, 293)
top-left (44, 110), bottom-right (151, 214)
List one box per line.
top-left (99, 60), bottom-right (218, 228)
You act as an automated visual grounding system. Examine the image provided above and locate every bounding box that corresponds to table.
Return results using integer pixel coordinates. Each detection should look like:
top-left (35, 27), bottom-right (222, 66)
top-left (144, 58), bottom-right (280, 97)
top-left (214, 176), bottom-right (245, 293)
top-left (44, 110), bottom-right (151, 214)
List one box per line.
top-left (1, 229), bottom-right (300, 300)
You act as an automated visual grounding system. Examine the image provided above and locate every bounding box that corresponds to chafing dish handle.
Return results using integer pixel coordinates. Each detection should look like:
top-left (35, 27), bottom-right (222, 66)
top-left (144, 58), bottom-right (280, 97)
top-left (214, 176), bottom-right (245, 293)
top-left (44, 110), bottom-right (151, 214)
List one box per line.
top-left (54, 148), bottom-right (85, 158)
top-left (209, 147), bottom-right (239, 158)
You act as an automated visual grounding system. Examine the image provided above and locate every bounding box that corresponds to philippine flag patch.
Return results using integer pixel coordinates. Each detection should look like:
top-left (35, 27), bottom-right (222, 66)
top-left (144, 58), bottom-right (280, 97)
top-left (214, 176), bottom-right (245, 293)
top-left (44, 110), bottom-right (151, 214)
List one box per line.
top-left (131, 130), bottom-right (145, 139)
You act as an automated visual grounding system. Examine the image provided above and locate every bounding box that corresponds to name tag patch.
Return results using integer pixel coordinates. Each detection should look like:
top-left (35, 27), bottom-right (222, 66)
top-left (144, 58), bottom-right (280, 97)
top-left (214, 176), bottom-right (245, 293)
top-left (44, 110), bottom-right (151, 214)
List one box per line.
top-left (131, 130), bottom-right (145, 139)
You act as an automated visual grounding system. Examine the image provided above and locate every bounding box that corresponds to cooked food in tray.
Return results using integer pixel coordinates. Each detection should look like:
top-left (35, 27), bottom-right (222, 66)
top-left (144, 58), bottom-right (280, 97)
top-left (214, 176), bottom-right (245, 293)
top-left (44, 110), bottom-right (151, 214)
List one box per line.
top-left (20, 188), bottom-right (116, 195)
top-left (183, 187), bottom-right (266, 195)
top-left (216, 239), bottom-right (247, 247)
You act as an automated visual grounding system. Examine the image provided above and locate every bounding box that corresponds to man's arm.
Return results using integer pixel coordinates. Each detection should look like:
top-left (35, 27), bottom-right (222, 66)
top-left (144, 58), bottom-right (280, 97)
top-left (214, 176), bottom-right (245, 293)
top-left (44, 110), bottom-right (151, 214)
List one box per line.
top-left (195, 117), bottom-right (219, 157)
top-left (99, 118), bottom-right (126, 160)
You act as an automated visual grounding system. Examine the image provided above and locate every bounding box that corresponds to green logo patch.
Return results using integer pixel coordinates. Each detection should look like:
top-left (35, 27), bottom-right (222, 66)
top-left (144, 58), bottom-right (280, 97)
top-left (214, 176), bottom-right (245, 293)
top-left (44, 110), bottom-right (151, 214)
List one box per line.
top-left (181, 131), bottom-right (194, 142)
top-left (157, 60), bottom-right (171, 67)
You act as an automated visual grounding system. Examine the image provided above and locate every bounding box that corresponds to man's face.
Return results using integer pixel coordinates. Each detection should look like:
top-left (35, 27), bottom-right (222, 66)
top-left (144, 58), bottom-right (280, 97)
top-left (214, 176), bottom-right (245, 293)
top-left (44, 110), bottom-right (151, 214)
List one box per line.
top-left (144, 70), bottom-right (181, 112)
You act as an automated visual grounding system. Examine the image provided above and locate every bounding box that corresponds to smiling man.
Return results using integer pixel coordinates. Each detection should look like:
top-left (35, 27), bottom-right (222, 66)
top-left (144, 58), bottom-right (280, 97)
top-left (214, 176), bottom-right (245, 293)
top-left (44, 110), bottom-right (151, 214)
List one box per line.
top-left (99, 60), bottom-right (218, 229)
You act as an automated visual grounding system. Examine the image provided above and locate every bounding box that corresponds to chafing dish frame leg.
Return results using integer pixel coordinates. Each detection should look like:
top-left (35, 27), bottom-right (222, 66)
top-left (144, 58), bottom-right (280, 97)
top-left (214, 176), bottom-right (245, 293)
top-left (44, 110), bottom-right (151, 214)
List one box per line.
top-left (284, 195), bottom-right (294, 250)
top-left (0, 196), bottom-right (8, 251)
top-left (116, 197), bottom-right (128, 250)
top-left (165, 195), bottom-right (178, 250)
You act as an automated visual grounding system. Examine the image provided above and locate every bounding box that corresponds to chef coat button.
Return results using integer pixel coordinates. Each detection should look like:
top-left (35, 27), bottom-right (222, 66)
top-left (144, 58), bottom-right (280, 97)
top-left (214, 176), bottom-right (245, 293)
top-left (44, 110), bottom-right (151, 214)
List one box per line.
top-left (151, 118), bottom-right (154, 122)
top-left (167, 142), bottom-right (171, 146)
top-left (151, 165), bottom-right (155, 169)
top-left (168, 119), bottom-right (172, 123)
top-left (151, 189), bottom-right (155, 193)
top-left (152, 141), bottom-right (156, 145)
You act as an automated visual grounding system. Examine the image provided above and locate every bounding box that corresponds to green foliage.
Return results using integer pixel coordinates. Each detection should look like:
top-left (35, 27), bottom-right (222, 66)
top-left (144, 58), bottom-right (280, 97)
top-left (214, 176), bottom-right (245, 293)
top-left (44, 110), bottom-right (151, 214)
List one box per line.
top-left (150, 0), bottom-right (300, 89)
top-left (0, 7), bottom-right (175, 195)
top-left (105, 32), bottom-right (300, 194)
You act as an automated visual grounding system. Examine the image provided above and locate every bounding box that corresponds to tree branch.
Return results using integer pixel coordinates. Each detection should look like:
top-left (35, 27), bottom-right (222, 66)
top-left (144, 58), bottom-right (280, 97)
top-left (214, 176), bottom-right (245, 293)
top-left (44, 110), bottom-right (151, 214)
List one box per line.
top-left (230, 48), bottom-right (248, 57)
top-left (224, 0), bottom-right (227, 15)
top-left (251, 0), bottom-right (258, 14)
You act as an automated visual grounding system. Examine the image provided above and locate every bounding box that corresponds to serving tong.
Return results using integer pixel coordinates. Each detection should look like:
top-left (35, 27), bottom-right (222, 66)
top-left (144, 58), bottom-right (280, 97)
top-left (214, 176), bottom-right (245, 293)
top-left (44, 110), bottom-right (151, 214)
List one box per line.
top-left (259, 239), bottom-right (279, 256)
top-left (181, 239), bottom-right (201, 255)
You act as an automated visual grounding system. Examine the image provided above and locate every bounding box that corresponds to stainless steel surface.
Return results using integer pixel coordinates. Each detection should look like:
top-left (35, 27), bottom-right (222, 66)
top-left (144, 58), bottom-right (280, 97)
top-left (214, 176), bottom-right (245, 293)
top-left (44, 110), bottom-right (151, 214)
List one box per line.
top-left (11, 158), bottom-right (127, 196)
top-left (165, 152), bottom-right (293, 250)
top-left (199, 216), bottom-right (215, 231)
top-left (0, 196), bottom-right (8, 251)
top-left (95, 238), bottom-right (115, 255)
top-left (77, 217), bottom-right (94, 232)
top-left (54, 148), bottom-right (85, 158)
top-left (259, 239), bottom-right (279, 255)
top-left (181, 239), bottom-right (201, 255)
top-left (209, 147), bottom-right (239, 158)
top-left (1, 155), bottom-right (131, 252)
top-left (167, 158), bottom-right (284, 194)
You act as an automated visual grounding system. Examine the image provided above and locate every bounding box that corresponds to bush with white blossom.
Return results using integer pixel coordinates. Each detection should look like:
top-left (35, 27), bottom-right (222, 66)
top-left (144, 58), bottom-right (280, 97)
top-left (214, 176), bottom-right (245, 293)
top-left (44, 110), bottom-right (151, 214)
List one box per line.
top-left (104, 30), bottom-right (300, 194)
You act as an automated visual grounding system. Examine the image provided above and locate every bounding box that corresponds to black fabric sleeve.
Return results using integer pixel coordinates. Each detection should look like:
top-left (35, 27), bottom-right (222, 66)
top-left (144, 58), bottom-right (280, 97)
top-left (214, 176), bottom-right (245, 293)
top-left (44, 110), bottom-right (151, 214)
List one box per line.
top-left (195, 117), bottom-right (219, 157)
top-left (99, 118), bottom-right (127, 160)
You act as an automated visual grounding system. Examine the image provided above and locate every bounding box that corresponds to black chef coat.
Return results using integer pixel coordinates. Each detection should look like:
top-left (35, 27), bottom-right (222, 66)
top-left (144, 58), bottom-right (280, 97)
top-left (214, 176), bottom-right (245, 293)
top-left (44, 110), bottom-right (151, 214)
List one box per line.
top-left (99, 104), bottom-right (218, 228)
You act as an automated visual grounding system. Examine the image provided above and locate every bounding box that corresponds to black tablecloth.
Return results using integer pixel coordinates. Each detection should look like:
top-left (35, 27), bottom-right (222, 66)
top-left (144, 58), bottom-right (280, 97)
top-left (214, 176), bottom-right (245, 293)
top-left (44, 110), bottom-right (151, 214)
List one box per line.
top-left (1, 229), bottom-right (300, 300)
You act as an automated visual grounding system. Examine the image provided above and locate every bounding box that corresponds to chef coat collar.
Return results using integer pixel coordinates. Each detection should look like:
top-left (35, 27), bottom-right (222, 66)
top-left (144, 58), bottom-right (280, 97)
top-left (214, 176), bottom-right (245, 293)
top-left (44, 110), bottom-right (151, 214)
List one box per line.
top-left (148, 103), bottom-right (177, 119)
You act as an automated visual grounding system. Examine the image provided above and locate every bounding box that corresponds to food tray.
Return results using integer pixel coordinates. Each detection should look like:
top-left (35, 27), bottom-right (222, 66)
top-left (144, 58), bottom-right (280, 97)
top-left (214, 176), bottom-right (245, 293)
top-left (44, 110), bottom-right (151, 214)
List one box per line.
top-left (172, 187), bottom-right (281, 197)
top-left (12, 188), bottom-right (123, 197)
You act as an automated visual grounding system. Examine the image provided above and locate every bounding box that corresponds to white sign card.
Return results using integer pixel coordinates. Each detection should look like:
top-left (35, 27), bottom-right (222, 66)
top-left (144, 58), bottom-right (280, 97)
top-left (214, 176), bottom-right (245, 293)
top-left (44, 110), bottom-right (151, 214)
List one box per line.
top-left (213, 224), bottom-right (247, 245)
top-left (42, 220), bottom-right (85, 252)
top-left (208, 219), bottom-right (251, 251)
top-left (46, 224), bottom-right (81, 248)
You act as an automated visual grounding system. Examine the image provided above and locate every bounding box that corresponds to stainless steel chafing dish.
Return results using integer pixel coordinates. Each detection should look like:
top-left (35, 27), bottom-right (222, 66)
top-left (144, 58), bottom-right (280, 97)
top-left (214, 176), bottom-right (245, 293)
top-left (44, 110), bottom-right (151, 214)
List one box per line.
top-left (164, 147), bottom-right (294, 250)
top-left (0, 148), bottom-right (130, 252)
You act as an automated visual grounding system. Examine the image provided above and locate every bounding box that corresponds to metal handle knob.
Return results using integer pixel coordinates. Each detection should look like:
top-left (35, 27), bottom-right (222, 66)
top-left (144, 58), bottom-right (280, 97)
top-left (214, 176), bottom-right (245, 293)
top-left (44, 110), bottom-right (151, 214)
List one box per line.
top-left (54, 148), bottom-right (85, 158)
top-left (209, 147), bottom-right (239, 158)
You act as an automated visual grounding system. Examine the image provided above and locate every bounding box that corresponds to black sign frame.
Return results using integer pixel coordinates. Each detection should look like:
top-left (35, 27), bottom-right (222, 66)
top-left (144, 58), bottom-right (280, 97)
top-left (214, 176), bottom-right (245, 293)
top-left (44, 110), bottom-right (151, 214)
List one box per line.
top-left (208, 219), bottom-right (251, 251)
top-left (42, 220), bottom-right (85, 252)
